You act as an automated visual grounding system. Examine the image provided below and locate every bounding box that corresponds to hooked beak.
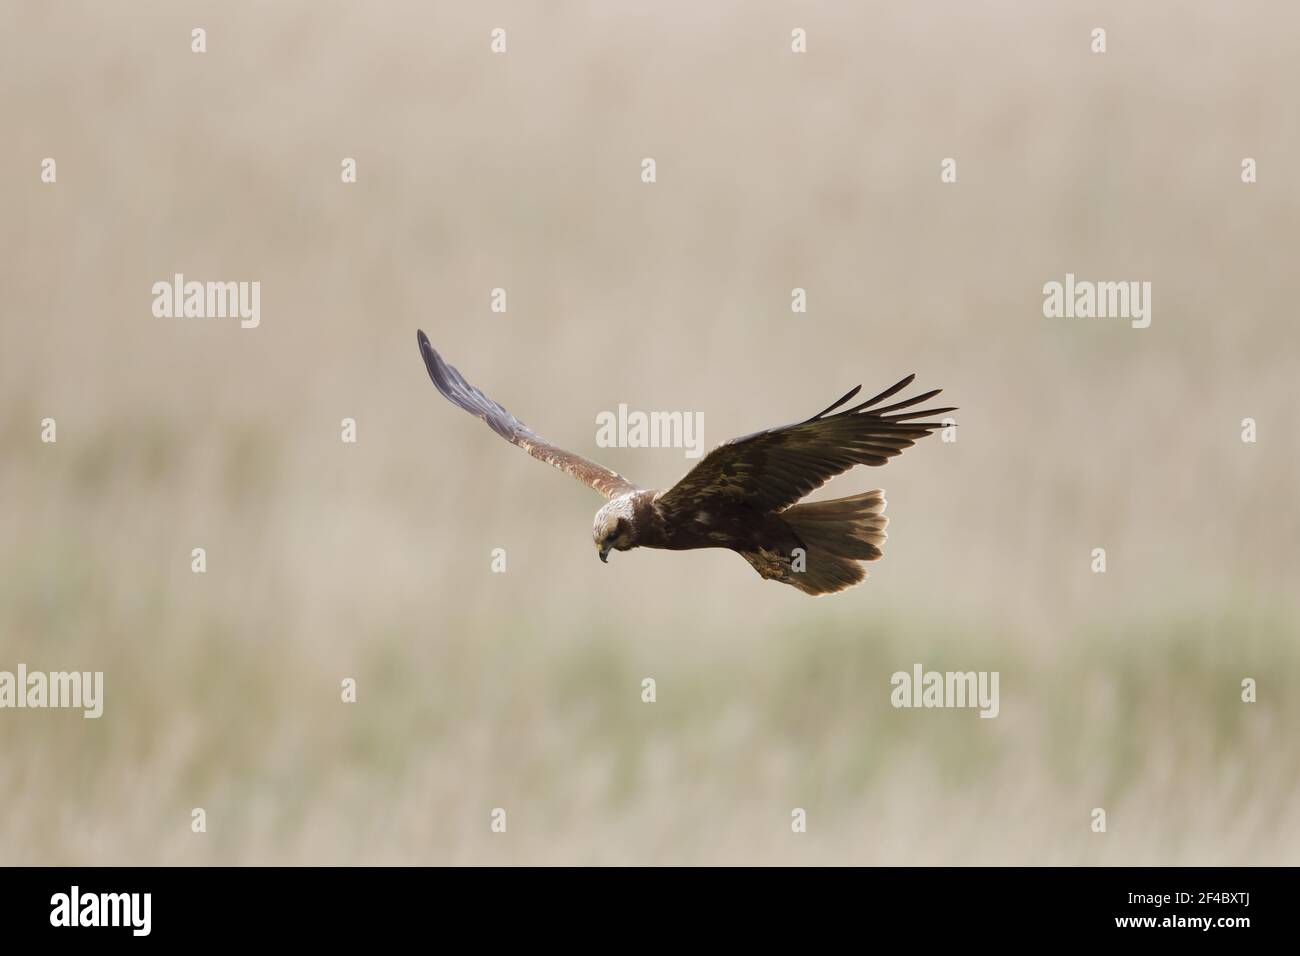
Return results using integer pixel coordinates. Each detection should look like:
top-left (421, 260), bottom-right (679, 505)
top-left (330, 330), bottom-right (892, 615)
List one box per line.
top-left (598, 544), bottom-right (610, 563)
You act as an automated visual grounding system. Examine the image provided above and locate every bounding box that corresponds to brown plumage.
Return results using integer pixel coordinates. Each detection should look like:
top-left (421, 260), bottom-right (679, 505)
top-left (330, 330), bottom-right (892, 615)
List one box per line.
top-left (418, 331), bottom-right (955, 595)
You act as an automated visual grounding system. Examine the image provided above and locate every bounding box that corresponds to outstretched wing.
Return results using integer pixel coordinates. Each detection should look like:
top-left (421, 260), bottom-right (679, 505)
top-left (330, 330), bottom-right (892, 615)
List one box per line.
top-left (656, 375), bottom-right (954, 515)
top-left (417, 331), bottom-right (640, 499)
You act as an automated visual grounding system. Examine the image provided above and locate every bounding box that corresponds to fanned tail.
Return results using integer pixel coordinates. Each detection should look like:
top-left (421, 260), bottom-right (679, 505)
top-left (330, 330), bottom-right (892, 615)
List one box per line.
top-left (740, 491), bottom-right (889, 596)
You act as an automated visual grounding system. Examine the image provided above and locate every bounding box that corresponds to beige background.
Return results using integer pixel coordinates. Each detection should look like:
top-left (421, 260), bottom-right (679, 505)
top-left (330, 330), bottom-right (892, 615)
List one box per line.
top-left (2, 1), bottom-right (1297, 864)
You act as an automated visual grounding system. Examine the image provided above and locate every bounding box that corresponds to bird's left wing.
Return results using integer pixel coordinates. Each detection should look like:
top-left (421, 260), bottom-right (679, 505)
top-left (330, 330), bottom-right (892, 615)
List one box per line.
top-left (656, 375), bottom-right (955, 515)
top-left (417, 331), bottom-right (641, 499)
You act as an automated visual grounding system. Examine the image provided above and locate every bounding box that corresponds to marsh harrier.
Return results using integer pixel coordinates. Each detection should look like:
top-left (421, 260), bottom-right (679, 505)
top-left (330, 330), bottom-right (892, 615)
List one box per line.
top-left (417, 331), bottom-right (954, 595)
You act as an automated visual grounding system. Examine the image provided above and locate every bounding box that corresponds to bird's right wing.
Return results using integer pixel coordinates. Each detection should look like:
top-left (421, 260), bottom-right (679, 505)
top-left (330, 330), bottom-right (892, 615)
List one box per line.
top-left (656, 375), bottom-right (955, 516)
top-left (417, 331), bottom-right (641, 500)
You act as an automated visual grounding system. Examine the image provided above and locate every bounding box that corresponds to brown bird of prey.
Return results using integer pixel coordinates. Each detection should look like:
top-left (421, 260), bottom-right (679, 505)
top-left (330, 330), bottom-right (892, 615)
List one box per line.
top-left (418, 330), bottom-right (954, 595)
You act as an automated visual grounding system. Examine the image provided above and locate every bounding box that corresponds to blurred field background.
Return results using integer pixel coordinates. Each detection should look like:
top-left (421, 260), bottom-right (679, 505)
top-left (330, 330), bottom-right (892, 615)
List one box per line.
top-left (2, 1), bottom-right (1298, 864)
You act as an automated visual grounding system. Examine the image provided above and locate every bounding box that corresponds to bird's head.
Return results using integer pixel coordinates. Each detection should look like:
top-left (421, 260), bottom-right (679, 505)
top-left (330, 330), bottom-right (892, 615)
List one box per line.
top-left (592, 495), bottom-right (637, 563)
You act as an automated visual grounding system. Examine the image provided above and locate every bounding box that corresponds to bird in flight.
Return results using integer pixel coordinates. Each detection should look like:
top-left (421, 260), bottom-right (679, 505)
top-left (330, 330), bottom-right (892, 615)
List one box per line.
top-left (417, 331), bottom-right (954, 595)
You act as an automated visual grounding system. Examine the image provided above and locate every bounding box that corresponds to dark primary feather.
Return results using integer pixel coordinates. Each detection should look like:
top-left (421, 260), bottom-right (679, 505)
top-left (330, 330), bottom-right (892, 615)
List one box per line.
top-left (657, 374), bottom-right (955, 516)
top-left (417, 331), bottom-right (640, 499)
